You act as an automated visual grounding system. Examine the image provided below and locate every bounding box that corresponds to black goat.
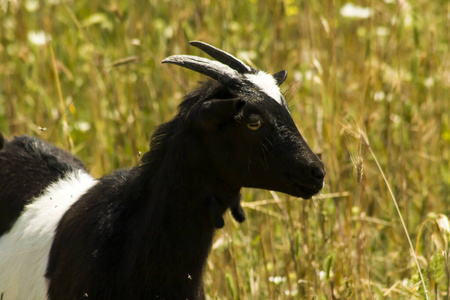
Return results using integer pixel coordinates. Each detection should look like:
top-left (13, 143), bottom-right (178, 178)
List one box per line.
top-left (0, 41), bottom-right (325, 300)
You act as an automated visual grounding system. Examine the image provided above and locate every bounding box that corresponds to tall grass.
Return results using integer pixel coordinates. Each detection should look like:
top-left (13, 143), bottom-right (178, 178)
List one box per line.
top-left (1, 0), bottom-right (449, 298)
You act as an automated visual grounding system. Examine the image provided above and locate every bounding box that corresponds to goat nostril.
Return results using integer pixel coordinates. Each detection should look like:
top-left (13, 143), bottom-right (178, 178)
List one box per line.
top-left (311, 168), bottom-right (325, 180)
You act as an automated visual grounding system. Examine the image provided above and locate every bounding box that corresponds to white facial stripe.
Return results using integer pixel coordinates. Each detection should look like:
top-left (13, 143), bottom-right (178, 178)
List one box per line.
top-left (0, 170), bottom-right (96, 300)
top-left (245, 71), bottom-right (283, 105)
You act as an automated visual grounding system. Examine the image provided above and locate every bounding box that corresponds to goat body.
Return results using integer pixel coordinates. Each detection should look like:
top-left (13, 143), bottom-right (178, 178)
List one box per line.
top-left (0, 41), bottom-right (325, 300)
top-left (0, 136), bottom-right (94, 299)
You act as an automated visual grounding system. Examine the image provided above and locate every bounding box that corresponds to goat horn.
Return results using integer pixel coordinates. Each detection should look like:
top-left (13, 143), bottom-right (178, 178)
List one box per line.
top-left (162, 55), bottom-right (240, 86)
top-left (189, 41), bottom-right (252, 74)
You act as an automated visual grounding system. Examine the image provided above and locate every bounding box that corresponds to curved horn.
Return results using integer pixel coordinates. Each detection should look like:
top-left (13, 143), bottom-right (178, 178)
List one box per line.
top-left (189, 41), bottom-right (252, 74)
top-left (162, 55), bottom-right (239, 86)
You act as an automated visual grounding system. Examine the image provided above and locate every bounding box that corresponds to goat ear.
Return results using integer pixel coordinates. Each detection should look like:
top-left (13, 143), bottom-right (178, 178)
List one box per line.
top-left (273, 70), bottom-right (287, 86)
top-left (196, 98), bottom-right (245, 129)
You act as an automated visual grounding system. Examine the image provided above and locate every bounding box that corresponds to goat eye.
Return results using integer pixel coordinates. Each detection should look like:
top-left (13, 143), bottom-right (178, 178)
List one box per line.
top-left (247, 121), bottom-right (262, 130)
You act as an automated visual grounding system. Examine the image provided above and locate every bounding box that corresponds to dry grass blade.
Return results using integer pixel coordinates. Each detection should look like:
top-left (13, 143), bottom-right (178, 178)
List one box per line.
top-left (368, 142), bottom-right (429, 299)
top-left (49, 42), bottom-right (74, 152)
top-left (342, 123), bottom-right (369, 184)
top-left (110, 56), bottom-right (140, 68)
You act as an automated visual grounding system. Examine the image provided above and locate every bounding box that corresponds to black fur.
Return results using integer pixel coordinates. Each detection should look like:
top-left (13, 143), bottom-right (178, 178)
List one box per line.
top-left (45, 78), bottom-right (325, 299)
top-left (0, 133), bottom-right (4, 149)
top-left (46, 82), bottom-right (242, 299)
top-left (0, 134), bottom-right (87, 236)
top-left (208, 193), bottom-right (245, 228)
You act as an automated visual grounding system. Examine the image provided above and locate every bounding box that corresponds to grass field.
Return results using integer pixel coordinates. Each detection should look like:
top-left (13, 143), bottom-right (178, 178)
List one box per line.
top-left (1, 0), bottom-right (449, 299)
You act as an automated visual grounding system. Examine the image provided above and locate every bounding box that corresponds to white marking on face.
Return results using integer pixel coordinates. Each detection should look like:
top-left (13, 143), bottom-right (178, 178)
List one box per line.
top-left (245, 71), bottom-right (283, 105)
top-left (0, 170), bottom-right (96, 300)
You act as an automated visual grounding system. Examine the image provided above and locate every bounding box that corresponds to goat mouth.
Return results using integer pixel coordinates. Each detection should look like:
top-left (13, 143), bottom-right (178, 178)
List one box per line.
top-left (286, 174), bottom-right (322, 199)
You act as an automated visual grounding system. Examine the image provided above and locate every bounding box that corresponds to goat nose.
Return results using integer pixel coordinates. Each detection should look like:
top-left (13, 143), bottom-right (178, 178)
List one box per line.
top-left (311, 167), bottom-right (325, 180)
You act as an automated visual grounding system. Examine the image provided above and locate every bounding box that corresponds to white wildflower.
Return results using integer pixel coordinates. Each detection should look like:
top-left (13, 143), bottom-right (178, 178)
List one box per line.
top-left (269, 276), bottom-right (286, 285)
top-left (423, 77), bottom-right (435, 88)
top-left (376, 27), bottom-right (390, 37)
top-left (373, 91), bottom-right (385, 102)
top-left (27, 30), bottom-right (51, 46)
top-left (340, 3), bottom-right (372, 19)
top-left (25, 0), bottom-right (39, 12)
top-left (75, 121), bottom-right (91, 133)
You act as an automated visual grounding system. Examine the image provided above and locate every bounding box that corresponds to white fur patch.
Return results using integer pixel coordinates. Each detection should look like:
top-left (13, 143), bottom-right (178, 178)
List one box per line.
top-left (245, 71), bottom-right (283, 105)
top-left (0, 170), bottom-right (96, 300)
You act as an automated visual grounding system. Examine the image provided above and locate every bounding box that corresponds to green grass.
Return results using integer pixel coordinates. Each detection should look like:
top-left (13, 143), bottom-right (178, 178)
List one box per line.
top-left (1, 0), bottom-right (449, 298)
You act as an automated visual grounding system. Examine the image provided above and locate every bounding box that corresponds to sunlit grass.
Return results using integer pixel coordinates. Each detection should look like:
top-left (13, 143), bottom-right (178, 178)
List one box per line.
top-left (0, 0), bottom-right (449, 298)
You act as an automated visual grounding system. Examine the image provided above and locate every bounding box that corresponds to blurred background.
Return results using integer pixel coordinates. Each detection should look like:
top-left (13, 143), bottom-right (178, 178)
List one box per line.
top-left (0, 0), bottom-right (449, 298)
